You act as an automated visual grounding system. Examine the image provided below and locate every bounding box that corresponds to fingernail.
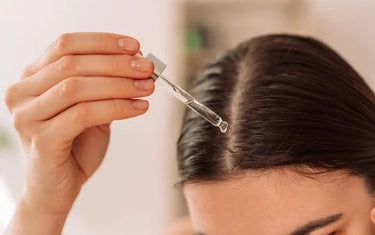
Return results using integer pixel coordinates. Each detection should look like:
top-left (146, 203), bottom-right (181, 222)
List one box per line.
top-left (132, 100), bottom-right (149, 110)
top-left (118, 38), bottom-right (139, 52)
top-left (134, 79), bottom-right (154, 90)
top-left (130, 58), bottom-right (153, 72)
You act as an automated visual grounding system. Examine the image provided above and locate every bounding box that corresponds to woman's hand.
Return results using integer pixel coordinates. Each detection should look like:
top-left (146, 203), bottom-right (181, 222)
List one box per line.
top-left (4, 32), bottom-right (154, 234)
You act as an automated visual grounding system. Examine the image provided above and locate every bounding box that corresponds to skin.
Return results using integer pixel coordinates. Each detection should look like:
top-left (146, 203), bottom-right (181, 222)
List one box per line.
top-left (4, 32), bottom-right (155, 234)
top-left (184, 170), bottom-right (375, 235)
top-left (164, 216), bottom-right (194, 235)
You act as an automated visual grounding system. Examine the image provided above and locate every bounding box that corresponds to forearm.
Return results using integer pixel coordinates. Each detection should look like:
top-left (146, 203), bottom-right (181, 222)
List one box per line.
top-left (5, 197), bottom-right (68, 235)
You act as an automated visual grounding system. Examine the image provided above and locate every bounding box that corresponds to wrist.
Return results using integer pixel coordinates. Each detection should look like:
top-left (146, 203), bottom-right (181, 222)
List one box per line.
top-left (5, 196), bottom-right (69, 235)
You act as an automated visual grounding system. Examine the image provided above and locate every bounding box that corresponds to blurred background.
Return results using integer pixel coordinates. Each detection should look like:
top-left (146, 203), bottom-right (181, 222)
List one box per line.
top-left (0, 0), bottom-right (375, 234)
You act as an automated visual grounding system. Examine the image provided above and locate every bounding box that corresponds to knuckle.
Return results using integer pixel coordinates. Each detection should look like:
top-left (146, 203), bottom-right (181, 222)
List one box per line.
top-left (12, 109), bottom-right (26, 132)
top-left (4, 85), bottom-right (16, 110)
top-left (4, 83), bottom-right (21, 111)
top-left (101, 33), bottom-right (113, 51)
top-left (111, 99), bottom-right (121, 116)
top-left (55, 77), bottom-right (80, 100)
top-left (54, 33), bottom-right (71, 53)
top-left (21, 64), bottom-right (35, 79)
top-left (55, 55), bottom-right (75, 73)
top-left (72, 103), bottom-right (89, 124)
top-left (11, 106), bottom-right (38, 144)
top-left (110, 55), bottom-right (122, 72)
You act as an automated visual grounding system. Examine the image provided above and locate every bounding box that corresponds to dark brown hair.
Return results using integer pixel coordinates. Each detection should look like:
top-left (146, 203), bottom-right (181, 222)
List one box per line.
top-left (177, 34), bottom-right (375, 188)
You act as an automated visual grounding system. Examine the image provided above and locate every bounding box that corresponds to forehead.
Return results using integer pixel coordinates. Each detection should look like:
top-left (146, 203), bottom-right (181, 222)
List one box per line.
top-left (184, 170), bottom-right (369, 235)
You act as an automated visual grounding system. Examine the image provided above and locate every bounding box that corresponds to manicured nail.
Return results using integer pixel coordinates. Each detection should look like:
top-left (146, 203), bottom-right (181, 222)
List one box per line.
top-left (118, 38), bottom-right (139, 51)
top-left (130, 58), bottom-right (153, 72)
top-left (132, 100), bottom-right (149, 110)
top-left (134, 79), bottom-right (154, 90)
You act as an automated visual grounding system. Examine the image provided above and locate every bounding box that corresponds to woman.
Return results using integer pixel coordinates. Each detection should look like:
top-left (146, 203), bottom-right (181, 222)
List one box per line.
top-left (176, 34), bottom-right (375, 234)
top-left (4, 32), bottom-right (375, 234)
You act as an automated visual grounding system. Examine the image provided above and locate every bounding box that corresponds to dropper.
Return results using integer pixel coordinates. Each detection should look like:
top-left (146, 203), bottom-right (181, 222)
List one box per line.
top-left (136, 53), bottom-right (228, 133)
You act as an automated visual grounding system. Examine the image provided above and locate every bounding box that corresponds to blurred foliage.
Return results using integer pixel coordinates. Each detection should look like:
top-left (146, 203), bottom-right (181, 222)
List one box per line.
top-left (184, 25), bottom-right (207, 55)
top-left (183, 24), bottom-right (213, 90)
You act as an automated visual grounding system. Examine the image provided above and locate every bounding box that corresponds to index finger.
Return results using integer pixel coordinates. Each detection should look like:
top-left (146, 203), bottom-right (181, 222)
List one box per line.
top-left (22, 32), bottom-right (141, 79)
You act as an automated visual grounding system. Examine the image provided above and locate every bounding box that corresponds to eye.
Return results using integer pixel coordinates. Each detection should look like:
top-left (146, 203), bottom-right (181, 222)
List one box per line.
top-left (328, 232), bottom-right (335, 235)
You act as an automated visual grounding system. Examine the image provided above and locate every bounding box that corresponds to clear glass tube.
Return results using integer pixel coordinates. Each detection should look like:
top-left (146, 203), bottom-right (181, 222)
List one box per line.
top-left (158, 74), bottom-right (228, 133)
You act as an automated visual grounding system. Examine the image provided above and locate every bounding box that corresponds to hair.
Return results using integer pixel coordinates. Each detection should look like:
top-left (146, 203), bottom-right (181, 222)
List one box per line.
top-left (176, 34), bottom-right (375, 189)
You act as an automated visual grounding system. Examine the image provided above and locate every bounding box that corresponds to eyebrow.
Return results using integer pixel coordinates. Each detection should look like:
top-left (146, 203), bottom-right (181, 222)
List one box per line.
top-left (288, 213), bottom-right (343, 235)
top-left (193, 213), bottom-right (343, 235)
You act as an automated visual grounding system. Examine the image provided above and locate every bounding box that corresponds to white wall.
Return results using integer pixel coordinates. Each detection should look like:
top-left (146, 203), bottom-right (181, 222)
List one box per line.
top-left (306, 0), bottom-right (375, 87)
top-left (0, 0), bottom-right (183, 234)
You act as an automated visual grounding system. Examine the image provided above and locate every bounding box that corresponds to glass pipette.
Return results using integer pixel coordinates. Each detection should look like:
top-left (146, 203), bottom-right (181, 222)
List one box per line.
top-left (137, 53), bottom-right (228, 133)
